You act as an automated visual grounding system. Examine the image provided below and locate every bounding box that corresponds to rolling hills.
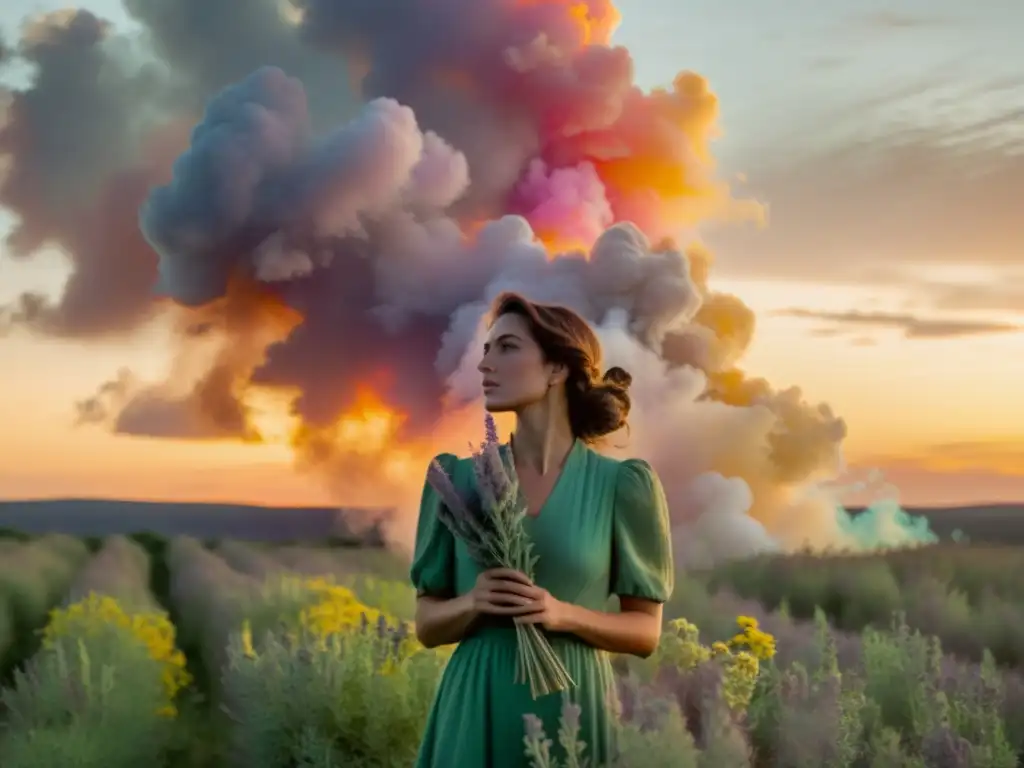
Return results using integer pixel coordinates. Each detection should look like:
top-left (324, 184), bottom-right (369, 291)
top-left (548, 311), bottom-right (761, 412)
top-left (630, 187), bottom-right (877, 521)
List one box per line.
top-left (0, 498), bottom-right (1020, 544)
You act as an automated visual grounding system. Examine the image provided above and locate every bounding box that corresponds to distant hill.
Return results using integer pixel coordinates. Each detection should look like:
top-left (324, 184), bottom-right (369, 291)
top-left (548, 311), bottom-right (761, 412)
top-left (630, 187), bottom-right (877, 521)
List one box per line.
top-left (0, 498), bottom-right (391, 545)
top-left (0, 499), bottom-right (1020, 546)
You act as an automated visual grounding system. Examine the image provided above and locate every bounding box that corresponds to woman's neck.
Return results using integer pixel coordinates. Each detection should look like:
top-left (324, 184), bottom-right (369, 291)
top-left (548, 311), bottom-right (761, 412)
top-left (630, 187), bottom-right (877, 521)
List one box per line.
top-left (511, 398), bottom-right (575, 476)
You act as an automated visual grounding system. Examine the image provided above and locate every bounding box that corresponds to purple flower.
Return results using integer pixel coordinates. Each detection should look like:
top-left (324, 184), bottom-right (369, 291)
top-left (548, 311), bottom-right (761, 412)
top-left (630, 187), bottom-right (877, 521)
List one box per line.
top-left (523, 713), bottom-right (546, 741)
top-left (426, 459), bottom-right (473, 520)
top-left (560, 699), bottom-right (582, 731)
top-left (485, 412), bottom-right (500, 445)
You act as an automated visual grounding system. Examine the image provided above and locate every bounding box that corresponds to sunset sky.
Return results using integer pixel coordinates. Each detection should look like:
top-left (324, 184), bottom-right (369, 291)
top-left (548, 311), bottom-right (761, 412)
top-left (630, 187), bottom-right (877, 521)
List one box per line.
top-left (0, 0), bottom-right (1021, 507)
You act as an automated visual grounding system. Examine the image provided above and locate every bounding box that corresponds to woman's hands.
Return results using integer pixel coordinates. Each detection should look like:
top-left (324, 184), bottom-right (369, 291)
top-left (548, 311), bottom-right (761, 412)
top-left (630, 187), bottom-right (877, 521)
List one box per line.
top-left (438, 569), bottom-right (661, 657)
top-left (469, 568), bottom-right (574, 633)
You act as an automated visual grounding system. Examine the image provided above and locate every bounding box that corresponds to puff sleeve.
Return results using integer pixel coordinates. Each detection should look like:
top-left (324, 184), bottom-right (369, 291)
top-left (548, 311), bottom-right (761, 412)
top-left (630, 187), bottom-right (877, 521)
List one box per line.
top-left (409, 453), bottom-right (457, 598)
top-left (611, 458), bottom-right (675, 603)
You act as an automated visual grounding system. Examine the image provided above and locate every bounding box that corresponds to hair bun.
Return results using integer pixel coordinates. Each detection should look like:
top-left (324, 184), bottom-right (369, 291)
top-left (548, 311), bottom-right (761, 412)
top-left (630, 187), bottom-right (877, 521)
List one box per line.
top-left (602, 366), bottom-right (632, 390)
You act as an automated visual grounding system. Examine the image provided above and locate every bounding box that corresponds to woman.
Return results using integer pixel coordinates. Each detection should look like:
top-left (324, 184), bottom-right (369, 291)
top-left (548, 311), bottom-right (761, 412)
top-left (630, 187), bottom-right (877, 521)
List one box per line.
top-left (411, 292), bottom-right (674, 767)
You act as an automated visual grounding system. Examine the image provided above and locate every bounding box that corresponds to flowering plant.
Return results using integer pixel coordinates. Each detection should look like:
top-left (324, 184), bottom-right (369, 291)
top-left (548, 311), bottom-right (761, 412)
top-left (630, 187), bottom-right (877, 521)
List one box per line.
top-left (40, 592), bottom-right (191, 715)
top-left (426, 413), bottom-right (574, 698)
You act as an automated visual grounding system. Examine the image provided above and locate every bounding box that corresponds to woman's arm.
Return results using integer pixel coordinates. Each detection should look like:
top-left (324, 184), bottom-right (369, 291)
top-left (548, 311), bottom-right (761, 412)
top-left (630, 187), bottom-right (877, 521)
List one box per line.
top-left (561, 597), bottom-right (663, 657)
top-left (414, 593), bottom-right (477, 648)
top-left (514, 591), bottom-right (664, 658)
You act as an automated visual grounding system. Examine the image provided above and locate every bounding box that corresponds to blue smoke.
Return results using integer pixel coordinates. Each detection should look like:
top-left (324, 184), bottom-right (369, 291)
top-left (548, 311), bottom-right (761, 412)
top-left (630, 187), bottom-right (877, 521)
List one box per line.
top-left (835, 497), bottom-right (938, 550)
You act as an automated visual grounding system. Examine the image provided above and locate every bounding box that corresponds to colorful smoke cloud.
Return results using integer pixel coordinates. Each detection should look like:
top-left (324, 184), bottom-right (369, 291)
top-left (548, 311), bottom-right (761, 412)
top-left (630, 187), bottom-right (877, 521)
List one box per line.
top-left (0, 0), bottom-right (936, 560)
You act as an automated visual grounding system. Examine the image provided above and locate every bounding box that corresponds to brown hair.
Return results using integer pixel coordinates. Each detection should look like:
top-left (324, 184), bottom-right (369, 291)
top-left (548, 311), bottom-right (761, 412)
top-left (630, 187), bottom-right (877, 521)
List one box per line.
top-left (488, 292), bottom-right (631, 442)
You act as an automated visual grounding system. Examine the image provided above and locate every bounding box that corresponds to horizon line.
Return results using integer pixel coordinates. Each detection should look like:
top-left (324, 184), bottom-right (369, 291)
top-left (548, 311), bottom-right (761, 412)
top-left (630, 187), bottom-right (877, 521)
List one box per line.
top-left (1, 496), bottom-right (1022, 513)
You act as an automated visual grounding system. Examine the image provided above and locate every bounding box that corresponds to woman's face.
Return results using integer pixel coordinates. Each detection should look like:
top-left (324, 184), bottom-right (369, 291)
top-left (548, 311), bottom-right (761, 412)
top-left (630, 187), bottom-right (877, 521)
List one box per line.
top-left (477, 313), bottom-right (557, 412)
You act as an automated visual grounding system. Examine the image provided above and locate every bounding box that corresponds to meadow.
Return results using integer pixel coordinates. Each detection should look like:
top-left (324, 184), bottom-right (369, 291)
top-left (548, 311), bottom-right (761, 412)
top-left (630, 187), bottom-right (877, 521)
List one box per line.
top-left (0, 506), bottom-right (1023, 766)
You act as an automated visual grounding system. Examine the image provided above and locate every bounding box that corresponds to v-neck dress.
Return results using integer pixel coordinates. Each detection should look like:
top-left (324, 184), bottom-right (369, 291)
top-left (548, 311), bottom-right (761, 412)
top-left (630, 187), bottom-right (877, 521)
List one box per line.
top-left (410, 440), bottom-right (674, 767)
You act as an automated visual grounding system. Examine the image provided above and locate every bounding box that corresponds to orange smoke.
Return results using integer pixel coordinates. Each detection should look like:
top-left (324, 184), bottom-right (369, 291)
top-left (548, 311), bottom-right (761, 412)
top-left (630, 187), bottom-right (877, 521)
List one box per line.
top-left (168, 279), bottom-right (304, 443)
top-left (176, 276), bottom-right (303, 335)
top-left (288, 385), bottom-right (434, 506)
top-left (511, 0), bottom-right (621, 45)
top-left (302, 385), bottom-right (409, 456)
top-left (533, 228), bottom-right (594, 257)
top-left (589, 72), bottom-right (724, 214)
top-left (244, 383), bottom-right (413, 454)
top-left (594, 157), bottom-right (702, 202)
top-left (705, 369), bottom-right (768, 408)
top-left (463, 217), bottom-right (585, 259)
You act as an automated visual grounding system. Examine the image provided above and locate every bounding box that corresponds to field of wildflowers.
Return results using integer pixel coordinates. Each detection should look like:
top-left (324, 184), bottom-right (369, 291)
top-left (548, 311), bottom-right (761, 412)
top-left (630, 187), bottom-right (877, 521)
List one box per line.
top-left (0, 529), bottom-right (1021, 767)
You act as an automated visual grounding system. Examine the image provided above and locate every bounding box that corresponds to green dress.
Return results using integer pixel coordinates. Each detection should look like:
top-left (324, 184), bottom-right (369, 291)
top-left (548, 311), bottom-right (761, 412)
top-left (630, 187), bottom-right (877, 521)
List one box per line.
top-left (410, 439), bottom-right (674, 767)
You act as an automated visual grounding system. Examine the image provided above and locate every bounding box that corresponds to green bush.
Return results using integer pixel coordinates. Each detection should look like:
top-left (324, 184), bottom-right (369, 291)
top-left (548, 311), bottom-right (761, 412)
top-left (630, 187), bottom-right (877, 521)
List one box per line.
top-left (220, 624), bottom-right (447, 767)
top-left (0, 629), bottom-right (172, 767)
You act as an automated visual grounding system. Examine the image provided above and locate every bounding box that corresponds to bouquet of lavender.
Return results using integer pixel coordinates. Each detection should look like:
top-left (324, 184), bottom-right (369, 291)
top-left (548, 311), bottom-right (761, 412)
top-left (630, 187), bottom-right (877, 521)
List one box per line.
top-left (426, 414), bottom-right (575, 699)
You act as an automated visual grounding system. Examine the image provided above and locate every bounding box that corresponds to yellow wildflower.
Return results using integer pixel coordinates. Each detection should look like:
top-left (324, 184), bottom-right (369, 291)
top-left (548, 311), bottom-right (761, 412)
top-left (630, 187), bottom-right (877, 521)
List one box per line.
top-left (42, 592), bottom-right (191, 714)
top-left (240, 620), bottom-right (257, 659)
top-left (727, 615), bottom-right (776, 661)
top-left (244, 576), bottom-right (448, 670)
top-left (649, 615), bottom-right (776, 717)
top-left (721, 651), bottom-right (760, 712)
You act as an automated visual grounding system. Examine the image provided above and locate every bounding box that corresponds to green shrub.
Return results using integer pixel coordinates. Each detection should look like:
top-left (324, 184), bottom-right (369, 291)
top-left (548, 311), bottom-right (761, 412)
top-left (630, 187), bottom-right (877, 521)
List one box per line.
top-left (0, 629), bottom-right (172, 767)
top-left (220, 624), bottom-right (447, 767)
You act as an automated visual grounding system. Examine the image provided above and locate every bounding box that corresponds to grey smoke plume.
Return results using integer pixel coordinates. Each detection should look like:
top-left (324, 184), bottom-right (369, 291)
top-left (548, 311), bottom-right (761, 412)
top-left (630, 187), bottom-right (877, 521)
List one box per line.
top-left (0, 2), bottom-right (353, 337)
top-left (0, 11), bottom-right (168, 336)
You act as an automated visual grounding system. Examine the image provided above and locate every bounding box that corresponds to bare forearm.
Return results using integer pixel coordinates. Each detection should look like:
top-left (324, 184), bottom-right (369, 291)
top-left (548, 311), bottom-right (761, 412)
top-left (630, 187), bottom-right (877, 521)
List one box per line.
top-left (414, 594), bottom-right (478, 648)
top-left (561, 603), bottom-right (661, 658)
